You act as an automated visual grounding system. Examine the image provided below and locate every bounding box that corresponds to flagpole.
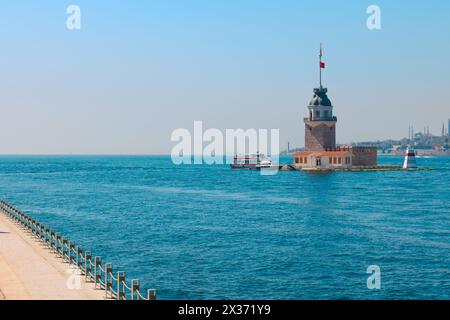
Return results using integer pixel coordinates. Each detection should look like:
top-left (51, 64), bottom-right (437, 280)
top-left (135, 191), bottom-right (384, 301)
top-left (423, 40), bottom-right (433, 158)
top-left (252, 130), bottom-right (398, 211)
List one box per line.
top-left (319, 59), bottom-right (322, 90)
top-left (319, 58), bottom-right (322, 89)
top-left (319, 43), bottom-right (322, 89)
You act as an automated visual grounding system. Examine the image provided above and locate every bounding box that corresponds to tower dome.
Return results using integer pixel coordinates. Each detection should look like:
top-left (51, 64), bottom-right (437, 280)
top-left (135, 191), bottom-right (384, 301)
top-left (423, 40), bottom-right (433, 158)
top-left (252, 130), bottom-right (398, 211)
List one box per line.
top-left (309, 87), bottom-right (332, 107)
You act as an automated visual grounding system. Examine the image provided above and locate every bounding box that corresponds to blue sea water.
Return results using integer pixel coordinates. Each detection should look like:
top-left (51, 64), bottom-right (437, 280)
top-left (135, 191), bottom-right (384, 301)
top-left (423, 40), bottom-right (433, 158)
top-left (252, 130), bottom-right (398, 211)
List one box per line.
top-left (0, 155), bottom-right (449, 300)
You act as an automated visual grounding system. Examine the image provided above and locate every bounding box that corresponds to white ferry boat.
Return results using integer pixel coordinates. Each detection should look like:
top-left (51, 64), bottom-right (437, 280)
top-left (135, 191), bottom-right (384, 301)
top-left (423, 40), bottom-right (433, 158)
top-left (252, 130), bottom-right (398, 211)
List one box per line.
top-left (230, 153), bottom-right (273, 170)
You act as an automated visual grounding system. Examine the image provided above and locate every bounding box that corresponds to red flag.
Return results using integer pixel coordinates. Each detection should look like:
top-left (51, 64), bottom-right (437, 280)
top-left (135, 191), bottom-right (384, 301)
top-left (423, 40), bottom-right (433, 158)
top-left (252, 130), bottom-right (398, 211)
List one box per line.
top-left (320, 61), bottom-right (325, 69)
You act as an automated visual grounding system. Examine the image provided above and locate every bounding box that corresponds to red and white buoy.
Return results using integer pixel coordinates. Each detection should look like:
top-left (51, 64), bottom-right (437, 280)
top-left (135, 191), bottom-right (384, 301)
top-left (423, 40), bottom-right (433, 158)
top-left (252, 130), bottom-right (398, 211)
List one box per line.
top-left (403, 148), bottom-right (417, 169)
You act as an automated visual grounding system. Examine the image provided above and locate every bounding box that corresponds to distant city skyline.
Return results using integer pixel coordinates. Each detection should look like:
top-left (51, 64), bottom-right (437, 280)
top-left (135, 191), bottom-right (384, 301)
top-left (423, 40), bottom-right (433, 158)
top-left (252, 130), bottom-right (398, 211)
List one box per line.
top-left (0, 1), bottom-right (449, 154)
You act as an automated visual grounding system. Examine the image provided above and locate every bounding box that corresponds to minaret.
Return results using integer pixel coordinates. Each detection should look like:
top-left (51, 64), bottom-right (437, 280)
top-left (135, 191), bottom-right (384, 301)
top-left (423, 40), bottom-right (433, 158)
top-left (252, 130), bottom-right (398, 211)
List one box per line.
top-left (304, 44), bottom-right (337, 151)
top-left (448, 119), bottom-right (450, 137)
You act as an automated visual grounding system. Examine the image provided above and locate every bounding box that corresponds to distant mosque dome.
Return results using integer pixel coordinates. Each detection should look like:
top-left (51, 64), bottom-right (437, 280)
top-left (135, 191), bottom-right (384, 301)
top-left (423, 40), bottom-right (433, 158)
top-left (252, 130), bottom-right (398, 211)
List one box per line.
top-left (309, 87), bottom-right (332, 107)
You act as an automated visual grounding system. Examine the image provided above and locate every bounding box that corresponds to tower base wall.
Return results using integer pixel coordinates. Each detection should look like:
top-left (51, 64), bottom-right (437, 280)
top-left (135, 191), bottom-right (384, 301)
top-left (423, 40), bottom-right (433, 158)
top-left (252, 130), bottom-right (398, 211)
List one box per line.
top-left (350, 147), bottom-right (377, 166)
top-left (304, 120), bottom-right (336, 151)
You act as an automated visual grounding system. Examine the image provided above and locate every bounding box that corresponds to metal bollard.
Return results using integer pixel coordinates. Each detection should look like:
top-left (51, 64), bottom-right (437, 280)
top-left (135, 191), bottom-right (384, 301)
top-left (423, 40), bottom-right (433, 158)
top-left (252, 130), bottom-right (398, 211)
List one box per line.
top-left (131, 279), bottom-right (140, 300)
top-left (117, 272), bottom-right (126, 300)
top-left (45, 228), bottom-right (51, 245)
top-left (94, 256), bottom-right (102, 288)
top-left (148, 289), bottom-right (157, 300)
top-left (56, 233), bottom-right (62, 255)
top-left (62, 238), bottom-right (69, 260)
top-left (50, 231), bottom-right (56, 249)
top-left (105, 263), bottom-right (113, 298)
top-left (85, 251), bottom-right (92, 281)
top-left (69, 241), bottom-right (75, 265)
top-left (40, 225), bottom-right (45, 240)
top-left (77, 246), bottom-right (83, 269)
top-left (34, 222), bottom-right (39, 237)
top-left (35, 221), bottom-right (39, 236)
top-left (40, 224), bottom-right (45, 240)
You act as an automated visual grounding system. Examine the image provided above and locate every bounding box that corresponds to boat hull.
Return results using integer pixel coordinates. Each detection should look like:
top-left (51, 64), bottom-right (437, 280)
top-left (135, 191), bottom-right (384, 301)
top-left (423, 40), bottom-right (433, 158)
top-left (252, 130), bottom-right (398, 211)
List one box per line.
top-left (230, 164), bottom-right (276, 170)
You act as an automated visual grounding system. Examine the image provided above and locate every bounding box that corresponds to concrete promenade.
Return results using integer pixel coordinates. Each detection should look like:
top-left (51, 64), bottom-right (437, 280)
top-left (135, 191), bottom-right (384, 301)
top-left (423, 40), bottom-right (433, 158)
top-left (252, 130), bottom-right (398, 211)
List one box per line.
top-left (0, 214), bottom-right (104, 300)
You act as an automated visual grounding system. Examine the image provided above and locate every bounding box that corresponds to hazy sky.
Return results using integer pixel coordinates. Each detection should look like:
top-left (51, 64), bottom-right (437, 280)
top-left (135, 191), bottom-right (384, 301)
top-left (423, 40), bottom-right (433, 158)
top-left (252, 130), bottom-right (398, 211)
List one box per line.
top-left (0, 0), bottom-right (449, 154)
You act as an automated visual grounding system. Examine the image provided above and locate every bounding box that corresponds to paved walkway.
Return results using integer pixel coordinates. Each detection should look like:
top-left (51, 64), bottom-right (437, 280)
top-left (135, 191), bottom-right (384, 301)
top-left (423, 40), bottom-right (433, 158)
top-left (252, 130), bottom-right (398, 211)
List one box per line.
top-left (0, 214), bottom-right (105, 300)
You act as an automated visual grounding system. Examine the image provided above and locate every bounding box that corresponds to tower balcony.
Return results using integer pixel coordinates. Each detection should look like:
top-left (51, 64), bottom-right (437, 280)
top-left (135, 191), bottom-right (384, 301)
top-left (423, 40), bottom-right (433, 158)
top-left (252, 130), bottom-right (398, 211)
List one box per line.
top-left (304, 116), bottom-right (337, 122)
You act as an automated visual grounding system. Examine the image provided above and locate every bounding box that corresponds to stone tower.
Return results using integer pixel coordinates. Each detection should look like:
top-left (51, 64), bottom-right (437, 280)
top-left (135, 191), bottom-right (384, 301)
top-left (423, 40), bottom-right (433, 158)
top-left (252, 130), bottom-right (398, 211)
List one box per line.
top-left (304, 87), bottom-right (337, 151)
top-left (304, 44), bottom-right (337, 151)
